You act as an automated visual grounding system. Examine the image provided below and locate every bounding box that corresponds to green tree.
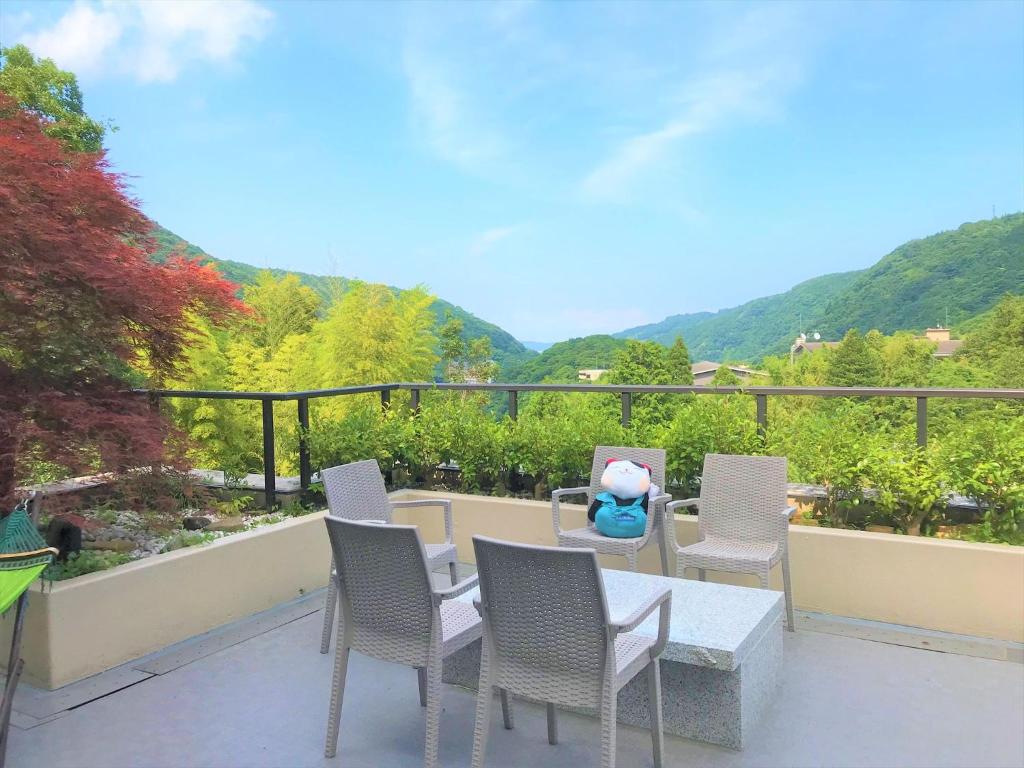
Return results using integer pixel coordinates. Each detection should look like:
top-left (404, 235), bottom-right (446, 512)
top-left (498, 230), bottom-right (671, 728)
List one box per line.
top-left (827, 329), bottom-right (883, 387)
top-left (605, 340), bottom-right (674, 429)
top-left (0, 44), bottom-right (109, 152)
top-left (666, 336), bottom-right (694, 384)
top-left (242, 271), bottom-right (321, 357)
top-left (438, 314), bottom-right (498, 383)
top-left (710, 365), bottom-right (741, 386)
top-left (959, 294), bottom-right (1024, 388)
top-left (312, 281), bottom-right (437, 388)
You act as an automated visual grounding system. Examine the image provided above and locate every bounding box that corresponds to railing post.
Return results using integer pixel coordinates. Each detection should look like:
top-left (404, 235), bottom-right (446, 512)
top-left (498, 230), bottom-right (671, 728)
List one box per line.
top-left (756, 394), bottom-right (768, 441)
top-left (410, 388), bottom-right (421, 414)
top-left (261, 398), bottom-right (276, 512)
top-left (508, 390), bottom-right (518, 421)
top-left (621, 392), bottom-right (631, 428)
top-left (916, 397), bottom-right (927, 448)
top-left (380, 388), bottom-right (391, 412)
top-left (297, 397), bottom-right (310, 491)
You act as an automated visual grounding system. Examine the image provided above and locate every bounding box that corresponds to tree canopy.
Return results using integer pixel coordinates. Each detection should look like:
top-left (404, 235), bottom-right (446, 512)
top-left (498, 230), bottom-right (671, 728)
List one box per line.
top-left (0, 94), bottom-right (243, 506)
top-left (0, 44), bottom-right (108, 152)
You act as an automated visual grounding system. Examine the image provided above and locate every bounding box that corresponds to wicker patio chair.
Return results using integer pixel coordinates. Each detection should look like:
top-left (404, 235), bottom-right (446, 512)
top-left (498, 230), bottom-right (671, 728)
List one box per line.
top-left (470, 536), bottom-right (671, 768)
top-left (322, 516), bottom-right (490, 767)
top-left (552, 446), bottom-right (671, 574)
top-left (319, 459), bottom-right (459, 654)
top-left (665, 453), bottom-right (798, 631)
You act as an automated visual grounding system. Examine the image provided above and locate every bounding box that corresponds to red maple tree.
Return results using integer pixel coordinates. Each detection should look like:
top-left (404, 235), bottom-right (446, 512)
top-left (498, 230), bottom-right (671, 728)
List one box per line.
top-left (0, 93), bottom-right (245, 508)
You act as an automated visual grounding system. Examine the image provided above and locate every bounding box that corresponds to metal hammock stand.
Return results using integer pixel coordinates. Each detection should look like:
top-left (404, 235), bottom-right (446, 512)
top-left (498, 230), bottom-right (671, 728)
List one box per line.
top-left (0, 492), bottom-right (57, 768)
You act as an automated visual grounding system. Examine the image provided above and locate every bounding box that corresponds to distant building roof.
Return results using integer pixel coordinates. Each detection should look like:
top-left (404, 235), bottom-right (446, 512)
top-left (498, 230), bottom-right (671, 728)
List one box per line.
top-left (578, 368), bottom-right (608, 381)
top-left (691, 361), bottom-right (765, 382)
top-left (932, 339), bottom-right (964, 357)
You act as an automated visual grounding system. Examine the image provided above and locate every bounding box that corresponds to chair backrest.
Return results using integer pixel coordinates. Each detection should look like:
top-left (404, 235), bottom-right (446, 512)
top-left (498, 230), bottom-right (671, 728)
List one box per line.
top-left (324, 516), bottom-right (435, 666)
top-left (473, 536), bottom-right (611, 707)
top-left (698, 453), bottom-right (788, 543)
top-left (588, 446), bottom-right (666, 505)
top-left (321, 459), bottom-right (392, 522)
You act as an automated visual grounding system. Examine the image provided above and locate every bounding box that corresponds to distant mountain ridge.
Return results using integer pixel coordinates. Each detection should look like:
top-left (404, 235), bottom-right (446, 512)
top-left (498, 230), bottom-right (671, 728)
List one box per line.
top-left (148, 223), bottom-right (536, 373)
top-left (618, 213), bottom-right (1024, 362)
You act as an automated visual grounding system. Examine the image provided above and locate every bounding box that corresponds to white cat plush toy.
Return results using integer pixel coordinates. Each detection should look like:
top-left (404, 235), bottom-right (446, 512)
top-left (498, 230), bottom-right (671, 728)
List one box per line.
top-left (587, 458), bottom-right (661, 538)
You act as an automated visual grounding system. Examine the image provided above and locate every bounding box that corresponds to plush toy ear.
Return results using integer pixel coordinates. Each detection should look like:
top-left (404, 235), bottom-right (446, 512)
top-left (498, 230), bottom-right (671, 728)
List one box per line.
top-left (629, 460), bottom-right (653, 476)
top-left (605, 457), bottom-right (620, 467)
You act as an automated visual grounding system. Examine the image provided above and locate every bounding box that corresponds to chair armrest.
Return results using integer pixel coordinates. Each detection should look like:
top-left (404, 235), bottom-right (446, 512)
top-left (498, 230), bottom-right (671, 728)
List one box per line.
top-left (666, 498), bottom-right (699, 515)
top-left (611, 587), bottom-right (672, 656)
top-left (551, 486), bottom-right (590, 536)
top-left (433, 573), bottom-right (479, 604)
top-left (392, 498), bottom-right (454, 544)
top-left (642, 493), bottom-right (671, 537)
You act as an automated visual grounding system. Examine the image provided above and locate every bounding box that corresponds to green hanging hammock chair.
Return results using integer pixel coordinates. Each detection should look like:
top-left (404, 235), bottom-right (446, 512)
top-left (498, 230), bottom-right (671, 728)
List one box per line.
top-left (0, 501), bottom-right (56, 614)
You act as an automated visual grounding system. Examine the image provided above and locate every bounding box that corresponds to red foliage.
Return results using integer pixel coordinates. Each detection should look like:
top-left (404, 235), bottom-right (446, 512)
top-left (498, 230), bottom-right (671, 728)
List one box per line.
top-left (0, 94), bottom-right (246, 506)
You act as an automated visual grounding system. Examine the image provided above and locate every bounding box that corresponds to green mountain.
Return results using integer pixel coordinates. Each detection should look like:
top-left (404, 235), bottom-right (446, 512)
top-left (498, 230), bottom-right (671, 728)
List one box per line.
top-left (814, 214), bottom-right (1024, 338)
top-left (506, 335), bottom-right (627, 383)
top-left (618, 214), bottom-right (1024, 362)
top-left (148, 223), bottom-right (536, 373)
top-left (617, 271), bottom-right (863, 361)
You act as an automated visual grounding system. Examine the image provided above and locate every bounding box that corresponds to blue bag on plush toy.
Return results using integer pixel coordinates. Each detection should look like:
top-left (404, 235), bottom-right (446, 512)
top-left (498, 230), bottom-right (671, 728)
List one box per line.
top-left (587, 458), bottom-right (659, 539)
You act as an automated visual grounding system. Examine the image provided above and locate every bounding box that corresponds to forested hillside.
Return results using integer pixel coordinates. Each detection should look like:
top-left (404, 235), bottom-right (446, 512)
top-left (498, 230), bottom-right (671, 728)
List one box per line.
top-left (815, 214), bottom-right (1024, 337)
top-left (617, 271), bottom-right (862, 361)
top-left (149, 223), bottom-right (536, 374)
top-left (506, 335), bottom-right (627, 382)
top-left (618, 214), bottom-right (1023, 363)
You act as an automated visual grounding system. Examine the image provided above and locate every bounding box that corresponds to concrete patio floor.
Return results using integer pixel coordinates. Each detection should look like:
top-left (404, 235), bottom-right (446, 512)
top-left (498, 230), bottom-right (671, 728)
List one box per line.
top-left (7, 589), bottom-right (1024, 768)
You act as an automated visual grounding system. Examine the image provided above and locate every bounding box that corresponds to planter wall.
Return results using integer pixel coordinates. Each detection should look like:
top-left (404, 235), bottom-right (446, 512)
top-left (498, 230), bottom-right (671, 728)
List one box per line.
top-left (3, 489), bottom-right (1022, 691)
top-left (0, 511), bottom-right (331, 690)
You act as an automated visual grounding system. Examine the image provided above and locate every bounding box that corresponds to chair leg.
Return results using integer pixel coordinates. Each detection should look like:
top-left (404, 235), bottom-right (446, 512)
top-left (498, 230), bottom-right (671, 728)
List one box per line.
top-left (471, 644), bottom-right (496, 768)
top-left (781, 553), bottom-right (795, 632)
top-left (424, 660), bottom-right (442, 768)
top-left (546, 702), bottom-right (558, 745)
top-left (647, 660), bottom-right (664, 768)
top-left (626, 550), bottom-right (638, 572)
top-left (319, 562), bottom-right (337, 654)
top-left (448, 561), bottom-right (459, 586)
top-left (697, 568), bottom-right (706, 582)
top-left (757, 570), bottom-right (770, 589)
top-left (600, 679), bottom-right (617, 768)
top-left (657, 533), bottom-right (669, 577)
top-left (500, 689), bottom-right (514, 729)
top-left (323, 638), bottom-right (350, 758)
top-left (418, 667), bottom-right (427, 707)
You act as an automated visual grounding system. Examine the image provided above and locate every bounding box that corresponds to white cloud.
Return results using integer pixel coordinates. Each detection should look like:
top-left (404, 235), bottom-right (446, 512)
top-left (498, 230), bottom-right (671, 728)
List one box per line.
top-left (470, 225), bottom-right (518, 255)
top-left (580, 8), bottom-right (808, 201)
top-left (402, 43), bottom-right (506, 175)
top-left (18, 0), bottom-right (272, 83)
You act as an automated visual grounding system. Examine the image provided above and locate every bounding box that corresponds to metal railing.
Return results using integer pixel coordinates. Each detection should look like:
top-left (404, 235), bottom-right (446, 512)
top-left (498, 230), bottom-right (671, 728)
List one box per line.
top-left (137, 383), bottom-right (1024, 510)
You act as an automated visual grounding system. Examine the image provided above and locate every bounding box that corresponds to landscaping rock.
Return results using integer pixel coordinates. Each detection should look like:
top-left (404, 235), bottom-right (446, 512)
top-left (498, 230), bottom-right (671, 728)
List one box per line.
top-left (182, 516), bottom-right (211, 531)
top-left (94, 537), bottom-right (137, 553)
top-left (207, 516), bottom-right (245, 533)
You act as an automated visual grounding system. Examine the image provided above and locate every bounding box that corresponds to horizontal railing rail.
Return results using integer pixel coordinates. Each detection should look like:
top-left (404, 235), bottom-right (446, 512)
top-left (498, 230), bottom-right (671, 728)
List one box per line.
top-left (133, 383), bottom-right (1024, 510)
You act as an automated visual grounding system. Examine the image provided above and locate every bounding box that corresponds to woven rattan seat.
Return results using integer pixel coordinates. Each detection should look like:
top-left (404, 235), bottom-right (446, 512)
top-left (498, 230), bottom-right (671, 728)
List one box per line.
top-left (552, 446), bottom-right (671, 574)
top-left (666, 453), bottom-right (797, 632)
top-left (322, 516), bottom-right (484, 767)
top-left (319, 460), bottom-right (460, 655)
top-left (470, 536), bottom-right (671, 768)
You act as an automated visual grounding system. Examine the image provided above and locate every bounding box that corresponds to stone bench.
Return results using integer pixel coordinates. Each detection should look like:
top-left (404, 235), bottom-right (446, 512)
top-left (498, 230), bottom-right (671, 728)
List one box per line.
top-left (444, 568), bottom-right (784, 749)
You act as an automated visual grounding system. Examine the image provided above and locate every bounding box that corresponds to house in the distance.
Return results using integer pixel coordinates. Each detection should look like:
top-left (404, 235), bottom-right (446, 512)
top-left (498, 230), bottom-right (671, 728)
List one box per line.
top-left (691, 361), bottom-right (765, 386)
top-left (578, 368), bottom-right (608, 382)
top-left (921, 327), bottom-right (964, 357)
top-left (790, 327), bottom-right (963, 363)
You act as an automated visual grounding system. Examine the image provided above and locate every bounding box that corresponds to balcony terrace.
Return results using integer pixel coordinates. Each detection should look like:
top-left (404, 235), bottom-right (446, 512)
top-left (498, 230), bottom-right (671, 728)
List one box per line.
top-left (4, 383), bottom-right (1024, 768)
top-left (6, 565), bottom-right (1023, 768)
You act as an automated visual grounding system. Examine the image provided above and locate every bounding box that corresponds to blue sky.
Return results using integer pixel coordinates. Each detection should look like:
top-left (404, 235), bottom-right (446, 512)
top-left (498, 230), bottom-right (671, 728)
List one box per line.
top-left (3, 1), bottom-right (1022, 341)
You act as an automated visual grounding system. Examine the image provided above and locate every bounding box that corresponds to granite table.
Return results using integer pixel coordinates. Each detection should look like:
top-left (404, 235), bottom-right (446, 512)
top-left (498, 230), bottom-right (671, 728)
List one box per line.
top-left (443, 568), bottom-right (784, 749)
